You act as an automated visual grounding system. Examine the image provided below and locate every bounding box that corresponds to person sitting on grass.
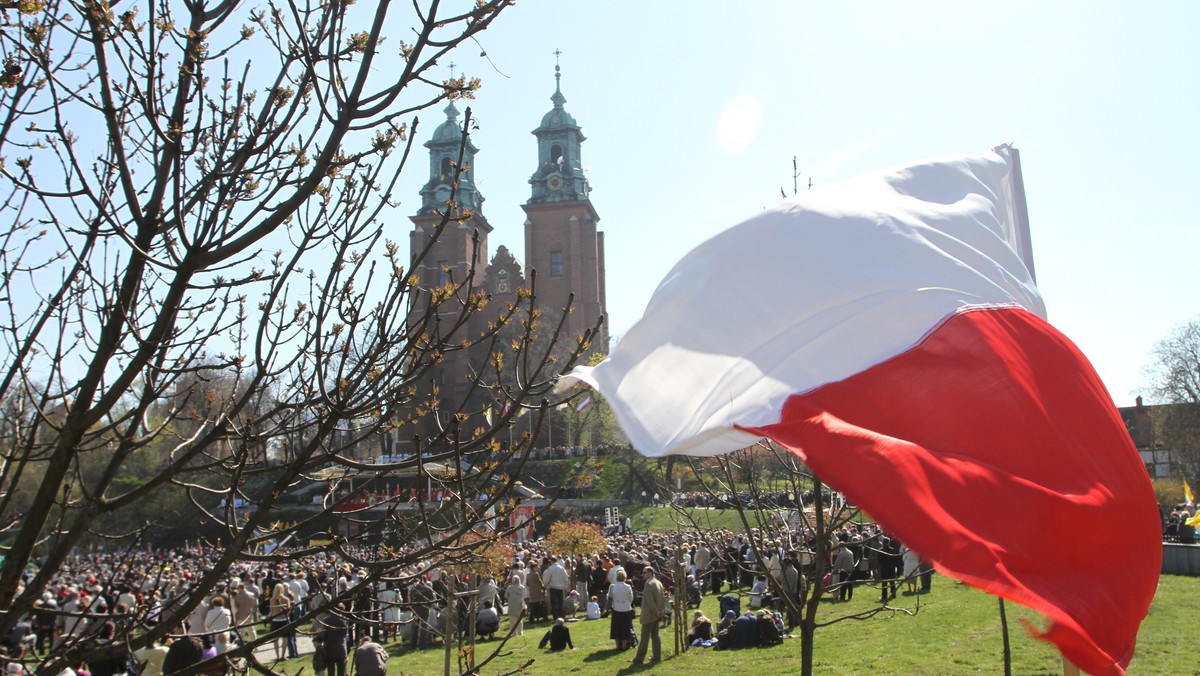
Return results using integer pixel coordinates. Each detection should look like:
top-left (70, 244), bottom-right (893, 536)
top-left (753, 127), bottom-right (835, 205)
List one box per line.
top-left (352, 635), bottom-right (389, 676)
top-left (756, 610), bottom-right (782, 647)
top-left (748, 575), bottom-right (769, 609)
top-left (475, 601), bottom-right (500, 640)
top-left (715, 617), bottom-right (736, 651)
top-left (715, 610), bottom-right (735, 636)
top-left (732, 610), bottom-right (759, 650)
top-left (586, 596), bottom-right (602, 620)
top-left (537, 618), bottom-right (575, 652)
top-left (688, 610), bottom-right (713, 644)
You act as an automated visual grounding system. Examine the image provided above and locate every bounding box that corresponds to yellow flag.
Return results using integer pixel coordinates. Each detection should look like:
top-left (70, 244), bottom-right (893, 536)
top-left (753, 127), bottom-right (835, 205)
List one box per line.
top-left (1187, 511), bottom-right (1200, 528)
top-left (1186, 480), bottom-right (1196, 506)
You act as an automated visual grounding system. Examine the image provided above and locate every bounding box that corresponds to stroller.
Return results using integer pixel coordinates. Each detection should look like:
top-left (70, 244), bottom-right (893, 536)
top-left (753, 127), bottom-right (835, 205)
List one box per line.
top-left (719, 593), bottom-right (741, 618)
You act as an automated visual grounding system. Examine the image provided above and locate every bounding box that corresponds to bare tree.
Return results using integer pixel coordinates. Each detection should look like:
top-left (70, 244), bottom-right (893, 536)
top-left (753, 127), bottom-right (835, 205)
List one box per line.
top-left (669, 444), bottom-right (920, 676)
top-left (0, 0), bottom-right (597, 673)
top-left (1147, 315), bottom-right (1200, 487)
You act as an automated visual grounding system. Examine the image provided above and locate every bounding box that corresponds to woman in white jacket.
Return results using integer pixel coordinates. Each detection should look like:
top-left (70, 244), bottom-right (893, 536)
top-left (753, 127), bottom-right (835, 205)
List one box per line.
top-left (204, 596), bottom-right (233, 654)
top-left (606, 569), bottom-right (635, 651)
top-left (505, 575), bottom-right (527, 636)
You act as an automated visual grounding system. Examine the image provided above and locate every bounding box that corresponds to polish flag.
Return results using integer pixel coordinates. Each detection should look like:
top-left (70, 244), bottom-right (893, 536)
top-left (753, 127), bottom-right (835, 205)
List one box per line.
top-left (560, 146), bottom-right (1159, 675)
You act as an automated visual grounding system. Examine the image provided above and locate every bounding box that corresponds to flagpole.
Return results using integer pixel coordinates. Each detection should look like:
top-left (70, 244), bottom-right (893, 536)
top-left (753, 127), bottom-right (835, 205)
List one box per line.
top-left (1006, 145), bottom-right (1036, 284)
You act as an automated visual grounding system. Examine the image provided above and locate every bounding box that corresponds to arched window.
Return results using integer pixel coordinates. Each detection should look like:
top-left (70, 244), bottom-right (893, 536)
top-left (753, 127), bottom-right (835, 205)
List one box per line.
top-left (550, 144), bottom-right (565, 172)
top-left (440, 156), bottom-right (453, 180)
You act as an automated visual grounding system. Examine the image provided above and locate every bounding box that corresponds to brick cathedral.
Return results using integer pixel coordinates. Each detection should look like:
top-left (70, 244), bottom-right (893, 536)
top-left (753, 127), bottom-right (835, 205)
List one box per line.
top-left (400, 64), bottom-right (609, 452)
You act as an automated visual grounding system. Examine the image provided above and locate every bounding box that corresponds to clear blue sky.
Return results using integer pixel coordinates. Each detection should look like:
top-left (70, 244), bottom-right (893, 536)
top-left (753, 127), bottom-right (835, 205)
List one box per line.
top-left (393, 0), bottom-right (1200, 406)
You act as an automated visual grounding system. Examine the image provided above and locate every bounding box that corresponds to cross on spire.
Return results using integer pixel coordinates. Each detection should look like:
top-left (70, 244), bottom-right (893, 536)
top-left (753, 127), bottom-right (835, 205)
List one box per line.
top-left (448, 61), bottom-right (457, 80)
top-left (552, 49), bottom-right (563, 94)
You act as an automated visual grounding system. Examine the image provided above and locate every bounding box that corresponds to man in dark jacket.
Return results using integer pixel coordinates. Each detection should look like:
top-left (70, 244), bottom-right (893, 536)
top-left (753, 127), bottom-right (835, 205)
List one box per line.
top-left (317, 605), bottom-right (349, 676)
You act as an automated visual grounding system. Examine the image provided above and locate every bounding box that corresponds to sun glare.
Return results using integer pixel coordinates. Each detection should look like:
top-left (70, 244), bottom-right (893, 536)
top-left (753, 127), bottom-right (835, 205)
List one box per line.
top-left (715, 94), bottom-right (763, 153)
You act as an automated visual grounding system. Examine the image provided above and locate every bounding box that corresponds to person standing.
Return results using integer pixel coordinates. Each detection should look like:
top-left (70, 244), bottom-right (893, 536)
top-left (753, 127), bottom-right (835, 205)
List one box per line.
top-left (589, 559), bottom-right (608, 609)
top-left (526, 560), bottom-right (546, 623)
top-left (878, 535), bottom-right (900, 602)
top-left (606, 570), bottom-right (634, 651)
top-left (232, 582), bottom-right (258, 644)
top-left (694, 543), bottom-right (712, 594)
top-left (631, 567), bottom-right (666, 665)
top-left (33, 595), bottom-right (57, 655)
top-left (476, 576), bottom-right (498, 610)
top-left (316, 605), bottom-right (349, 676)
top-left (573, 557), bottom-right (591, 609)
top-left (541, 556), bottom-right (569, 621)
top-left (202, 596), bottom-right (232, 654)
top-left (377, 584), bottom-right (401, 643)
top-left (505, 575), bottom-right (526, 636)
top-left (268, 583), bottom-right (291, 662)
top-left (832, 544), bottom-right (855, 602)
top-left (408, 575), bottom-right (434, 648)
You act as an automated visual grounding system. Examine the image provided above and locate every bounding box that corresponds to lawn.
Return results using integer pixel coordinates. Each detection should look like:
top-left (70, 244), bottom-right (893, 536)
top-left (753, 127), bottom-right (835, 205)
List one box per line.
top-left (268, 573), bottom-right (1197, 675)
top-left (618, 505), bottom-right (748, 533)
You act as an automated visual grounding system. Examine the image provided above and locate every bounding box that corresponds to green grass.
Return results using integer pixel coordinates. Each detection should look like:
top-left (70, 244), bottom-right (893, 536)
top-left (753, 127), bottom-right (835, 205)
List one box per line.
top-left (268, 574), bottom-right (1199, 675)
top-left (584, 458), bottom-right (631, 500)
top-left (620, 505), bottom-right (747, 533)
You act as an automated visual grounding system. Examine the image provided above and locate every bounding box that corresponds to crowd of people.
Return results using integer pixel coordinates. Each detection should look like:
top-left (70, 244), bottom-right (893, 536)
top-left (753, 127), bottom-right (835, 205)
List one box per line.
top-left (1163, 504), bottom-right (1197, 543)
top-left (667, 488), bottom-right (858, 512)
top-left (2, 517), bottom-right (936, 675)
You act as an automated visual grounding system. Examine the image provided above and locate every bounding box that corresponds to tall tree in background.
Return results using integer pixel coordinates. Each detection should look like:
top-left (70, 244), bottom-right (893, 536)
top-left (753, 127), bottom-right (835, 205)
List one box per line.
top-left (0, 0), bottom-right (595, 672)
top-left (1148, 315), bottom-right (1200, 486)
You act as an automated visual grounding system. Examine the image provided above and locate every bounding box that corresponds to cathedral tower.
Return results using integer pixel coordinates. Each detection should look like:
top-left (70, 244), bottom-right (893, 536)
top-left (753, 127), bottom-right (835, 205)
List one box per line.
top-left (408, 101), bottom-right (493, 427)
top-left (521, 62), bottom-right (609, 352)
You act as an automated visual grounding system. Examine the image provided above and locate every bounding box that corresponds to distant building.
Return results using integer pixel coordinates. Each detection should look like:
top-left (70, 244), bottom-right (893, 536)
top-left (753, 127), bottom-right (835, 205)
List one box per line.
top-left (399, 63), bottom-right (608, 453)
top-left (1118, 396), bottom-right (1199, 480)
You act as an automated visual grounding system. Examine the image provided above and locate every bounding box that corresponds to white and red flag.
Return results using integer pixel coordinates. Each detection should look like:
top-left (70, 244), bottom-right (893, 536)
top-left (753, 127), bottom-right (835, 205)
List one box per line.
top-left (561, 146), bottom-right (1159, 675)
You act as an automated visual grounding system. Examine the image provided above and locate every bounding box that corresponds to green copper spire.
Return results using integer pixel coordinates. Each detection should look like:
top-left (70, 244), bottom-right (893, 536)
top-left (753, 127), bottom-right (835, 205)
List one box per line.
top-left (417, 99), bottom-right (484, 216)
top-left (528, 51), bottom-right (591, 204)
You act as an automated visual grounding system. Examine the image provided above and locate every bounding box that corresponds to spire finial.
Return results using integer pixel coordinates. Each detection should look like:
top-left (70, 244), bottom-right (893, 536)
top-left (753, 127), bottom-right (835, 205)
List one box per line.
top-left (444, 61), bottom-right (462, 119)
top-left (551, 48), bottom-right (565, 108)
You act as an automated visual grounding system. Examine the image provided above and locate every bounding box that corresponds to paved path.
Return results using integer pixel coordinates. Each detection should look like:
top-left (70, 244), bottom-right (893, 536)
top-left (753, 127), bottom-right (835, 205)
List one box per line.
top-left (248, 631), bottom-right (315, 664)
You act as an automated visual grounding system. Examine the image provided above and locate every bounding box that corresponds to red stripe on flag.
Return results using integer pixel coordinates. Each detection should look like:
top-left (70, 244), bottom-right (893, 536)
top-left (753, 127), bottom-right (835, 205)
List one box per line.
top-left (742, 307), bottom-right (1159, 675)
